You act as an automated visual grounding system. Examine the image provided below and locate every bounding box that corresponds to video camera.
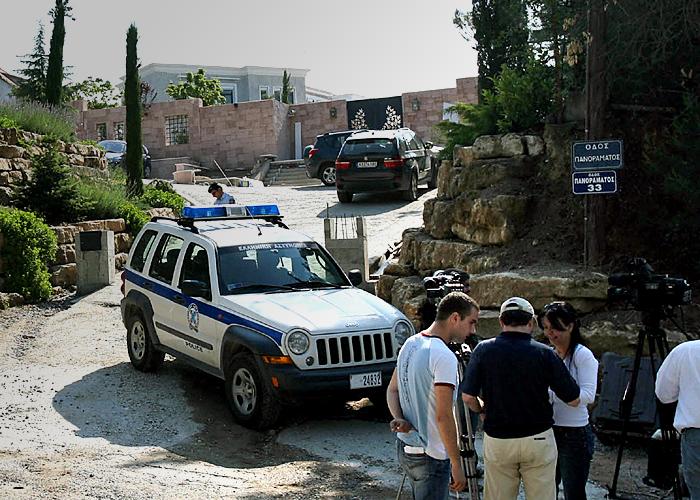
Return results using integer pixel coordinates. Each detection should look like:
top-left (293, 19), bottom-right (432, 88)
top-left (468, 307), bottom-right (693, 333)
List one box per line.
top-left (607, 258), bottom-right (692, 311)
top-left (423, 268), bottom-right (471, 299)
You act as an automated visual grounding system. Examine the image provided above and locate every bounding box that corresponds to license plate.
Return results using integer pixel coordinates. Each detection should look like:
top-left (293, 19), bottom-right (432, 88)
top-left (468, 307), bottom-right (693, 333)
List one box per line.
top-left (357, 161), bottom-right (377, 168)
top-left (350, 371), bottom-right (382, 389)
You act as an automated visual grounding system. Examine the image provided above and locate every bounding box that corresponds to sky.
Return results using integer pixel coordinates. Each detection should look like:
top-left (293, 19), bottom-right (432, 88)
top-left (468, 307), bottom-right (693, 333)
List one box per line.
top-left (0, 0), bottom-right (478, 98)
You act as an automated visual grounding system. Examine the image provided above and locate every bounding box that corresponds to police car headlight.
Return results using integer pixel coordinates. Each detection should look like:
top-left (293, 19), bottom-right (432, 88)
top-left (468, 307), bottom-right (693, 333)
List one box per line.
top-left (287, 330), bottom-right (310, 355)
top-left (394, 321), bottom-right (413, 346)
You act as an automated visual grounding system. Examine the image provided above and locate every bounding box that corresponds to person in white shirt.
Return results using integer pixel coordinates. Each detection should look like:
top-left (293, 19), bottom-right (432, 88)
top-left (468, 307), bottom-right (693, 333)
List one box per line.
top-left (539, 302), bottom-right (598, 500)
top-left (655, 339), bottom-right (700, 499)
top-left (208, 182), bottom-right (235, 205)
top-left (386, 292), bottom-right (480, 500)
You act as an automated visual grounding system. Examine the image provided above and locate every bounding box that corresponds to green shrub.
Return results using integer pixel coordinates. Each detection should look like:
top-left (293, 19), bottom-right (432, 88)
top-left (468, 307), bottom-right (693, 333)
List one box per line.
top-left (488, 59), bottom-right (555, 133)
top-left (75, 177), bottom-right (130, 220)
top-left (0, 116), bottom-right (18, 129)
top-left (435, 102), bottom-right (499, 159)
top-left (140, 185), bottom-right (185, 214)
top-left (118, 201), bottom-right (150, 235)
top-left (13, 146), bottom-right (84, 224)
top-left (0, 101), bottom-right (76, 142)
top-left (0, 208), bottom-right (57, 301)
top-left (148, 179), bottom-right (176, 194)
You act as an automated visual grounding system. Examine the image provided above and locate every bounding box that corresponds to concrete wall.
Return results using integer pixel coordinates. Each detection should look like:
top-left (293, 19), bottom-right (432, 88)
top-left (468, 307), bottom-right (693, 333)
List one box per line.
top-left (289, 99), bottom-right (349, 153)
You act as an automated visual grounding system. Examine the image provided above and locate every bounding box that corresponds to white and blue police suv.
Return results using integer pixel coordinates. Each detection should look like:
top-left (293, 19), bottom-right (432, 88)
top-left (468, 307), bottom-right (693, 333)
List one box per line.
top-left (120, 204), bottom-right (414, 429)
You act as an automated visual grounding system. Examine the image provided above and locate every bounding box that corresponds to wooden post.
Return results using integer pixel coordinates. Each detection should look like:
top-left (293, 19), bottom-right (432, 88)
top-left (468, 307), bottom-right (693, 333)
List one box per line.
top-left (585, 0), bottom-right (607, 266)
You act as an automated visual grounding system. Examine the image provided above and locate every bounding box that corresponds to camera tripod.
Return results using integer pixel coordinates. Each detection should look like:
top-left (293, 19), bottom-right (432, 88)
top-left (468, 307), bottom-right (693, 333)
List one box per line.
top-left (608, 308), bottom-right (684, 500)
top-left (452, 342), bottom-right (481, 500)
top-left (394, 341), bottom-right (481, 500)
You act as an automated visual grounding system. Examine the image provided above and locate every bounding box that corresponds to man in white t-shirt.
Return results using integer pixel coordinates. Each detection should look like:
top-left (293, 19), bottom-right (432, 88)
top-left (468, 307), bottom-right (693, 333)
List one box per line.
top-left (655, 339), bottom-right (700, 499)
top-left (386, 292), bottom-right (480, 500)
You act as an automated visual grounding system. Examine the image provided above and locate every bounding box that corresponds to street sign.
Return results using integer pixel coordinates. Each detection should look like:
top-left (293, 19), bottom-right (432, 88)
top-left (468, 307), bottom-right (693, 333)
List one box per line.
top-left (572, 170), bottom-right (617, 195)
top-left (572, 140), bottom-right (623, 170)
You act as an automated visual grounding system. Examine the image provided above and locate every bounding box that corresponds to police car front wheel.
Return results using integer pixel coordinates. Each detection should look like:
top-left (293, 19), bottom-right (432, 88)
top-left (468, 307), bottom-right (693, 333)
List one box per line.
top-left (126, 313), bottom-right (164, 372)
top-left (224, 353), bottom-right (282, 430)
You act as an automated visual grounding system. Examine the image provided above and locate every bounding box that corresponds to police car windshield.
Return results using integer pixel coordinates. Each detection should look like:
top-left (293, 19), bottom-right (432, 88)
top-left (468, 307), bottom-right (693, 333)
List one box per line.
top-left (218, 242), bottom-right (349, 295)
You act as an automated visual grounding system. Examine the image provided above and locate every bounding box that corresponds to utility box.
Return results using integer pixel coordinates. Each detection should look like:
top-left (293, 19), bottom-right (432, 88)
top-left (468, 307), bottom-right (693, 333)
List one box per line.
top-left (324, 217), bottom-right (370, 291)
top-left (76, 230), bottom-right (115, 295)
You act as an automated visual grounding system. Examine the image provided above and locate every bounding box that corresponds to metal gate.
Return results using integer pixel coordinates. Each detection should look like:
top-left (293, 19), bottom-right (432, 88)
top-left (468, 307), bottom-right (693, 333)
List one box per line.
top-left (346, 96), bottom-right (403, 131)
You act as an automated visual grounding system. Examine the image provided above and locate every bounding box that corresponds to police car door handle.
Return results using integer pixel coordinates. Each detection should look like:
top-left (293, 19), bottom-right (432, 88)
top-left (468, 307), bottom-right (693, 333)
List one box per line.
top-left (142, 282), bottom-right (153, 291)
top-left (173, 294), bottom-right (186, 305)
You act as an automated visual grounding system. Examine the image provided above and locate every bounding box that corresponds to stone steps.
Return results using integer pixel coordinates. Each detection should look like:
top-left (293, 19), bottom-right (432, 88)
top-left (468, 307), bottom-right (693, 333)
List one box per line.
top-left (265, 166), bottom-right (322, 186)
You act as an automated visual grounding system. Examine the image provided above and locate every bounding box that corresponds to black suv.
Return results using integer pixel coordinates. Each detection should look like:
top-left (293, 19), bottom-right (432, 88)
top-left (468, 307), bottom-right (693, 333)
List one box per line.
top-left (334, 128), bottom-right (436, 203)
top-left (305, 130), bottom-right (362, 186)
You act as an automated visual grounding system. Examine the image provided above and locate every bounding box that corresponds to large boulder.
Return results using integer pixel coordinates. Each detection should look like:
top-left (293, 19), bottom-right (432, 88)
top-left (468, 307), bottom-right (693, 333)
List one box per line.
top-left (376, 274), bottom-right (397, 302)
top-left (501, 133), bottom-right (525, 156)
top-left (448, 156), bottom-right (537, 198)
top-left (436, 160), bottom-right (454, 200)
top-left (469, 271), bottom-right (608, 313)
top-left (453, 146), bottom-right (474, 167)
top-left (583, 321), bottom-right (686, 359)
top-left (391, 276), bottom-right (426, 311)
top-left (423, 198), bottom-right (457, 239)
top-left (50, 263), bottom-right (77, 287)
top-left (0, 145), bottom-right (26, 159)
top-left (451, 195), bottom-right (531, 245)
top-left (414, 239), bottom-right (500, 274)
top-left (472, 135), bottom-right (503, 159)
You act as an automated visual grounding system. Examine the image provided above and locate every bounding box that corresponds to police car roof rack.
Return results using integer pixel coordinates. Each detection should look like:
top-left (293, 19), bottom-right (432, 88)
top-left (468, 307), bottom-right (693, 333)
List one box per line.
top-left (149, 216), bottom-right (200, 233)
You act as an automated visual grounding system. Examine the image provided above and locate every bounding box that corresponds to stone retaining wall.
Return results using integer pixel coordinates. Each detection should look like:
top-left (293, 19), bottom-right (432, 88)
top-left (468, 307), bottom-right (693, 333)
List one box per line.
top-left (48, 219), bottom-right (133, 288)
top-left (0, 127), bottom-right (107, 204)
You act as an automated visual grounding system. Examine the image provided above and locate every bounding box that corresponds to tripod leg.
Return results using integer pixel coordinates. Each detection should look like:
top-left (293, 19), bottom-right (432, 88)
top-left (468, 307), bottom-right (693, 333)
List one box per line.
top-left (610, 328), bottom-right (647, 498)
top-left (395, 473), bottom-right (406, 500)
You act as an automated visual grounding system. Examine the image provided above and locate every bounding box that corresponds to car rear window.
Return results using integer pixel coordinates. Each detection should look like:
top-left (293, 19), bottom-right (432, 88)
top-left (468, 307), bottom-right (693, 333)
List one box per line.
top-left (341, 138), bottom-right (397, 156)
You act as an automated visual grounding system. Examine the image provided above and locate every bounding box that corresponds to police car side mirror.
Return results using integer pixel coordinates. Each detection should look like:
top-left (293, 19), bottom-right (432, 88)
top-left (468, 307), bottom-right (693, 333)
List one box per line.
top-left (182, 280), bottom-right (211, 301)
top-left (347, 269), bottom-right (363, 287)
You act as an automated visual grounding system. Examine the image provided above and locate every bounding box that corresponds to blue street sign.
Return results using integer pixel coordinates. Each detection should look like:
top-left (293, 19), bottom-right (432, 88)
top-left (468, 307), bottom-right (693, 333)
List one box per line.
top-left (572, 140), bottom-right (623, 170)
top-left (572, 170), bottom-right (617, 195)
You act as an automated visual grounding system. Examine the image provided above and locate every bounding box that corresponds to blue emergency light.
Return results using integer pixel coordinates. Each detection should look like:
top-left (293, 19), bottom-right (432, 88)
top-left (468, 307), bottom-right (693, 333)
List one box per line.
top-left (182, 204), bottom-right (280, 219)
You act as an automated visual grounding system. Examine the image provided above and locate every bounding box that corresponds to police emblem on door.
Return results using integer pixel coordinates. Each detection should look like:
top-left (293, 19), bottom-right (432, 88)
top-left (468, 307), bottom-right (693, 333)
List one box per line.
top-left (187, 303), bottom-right (199, 332)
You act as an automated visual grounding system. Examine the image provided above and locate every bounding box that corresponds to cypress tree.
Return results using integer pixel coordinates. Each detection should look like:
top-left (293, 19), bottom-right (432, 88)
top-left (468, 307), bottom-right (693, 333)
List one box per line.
top-left (125, 24), bottom-right (143, 197)
top-left (45, 0), bottom-right (71, 106)
top-left (281, 70), bottom-right (291, 104)
top-left (12, 23), bottom-right (48, 103)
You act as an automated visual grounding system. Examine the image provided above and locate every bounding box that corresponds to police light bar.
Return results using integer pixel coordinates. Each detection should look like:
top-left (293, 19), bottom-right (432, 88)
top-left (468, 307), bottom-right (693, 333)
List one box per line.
top-left (182, 204), bottom-right (280, 219)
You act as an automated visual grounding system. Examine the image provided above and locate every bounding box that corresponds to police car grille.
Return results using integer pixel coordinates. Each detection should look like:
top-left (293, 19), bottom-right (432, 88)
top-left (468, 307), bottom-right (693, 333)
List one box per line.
top-left (316, 332), bottom-right (394, 366)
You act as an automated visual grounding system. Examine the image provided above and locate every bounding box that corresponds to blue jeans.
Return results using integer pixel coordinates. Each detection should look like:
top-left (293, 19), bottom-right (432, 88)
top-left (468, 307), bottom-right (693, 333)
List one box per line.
top-left (397, 440), bottom-right (451, 500)
top-left (553, 425), bottom-right (595, 500)
top-left (682, 428), bottom-right (700, 499)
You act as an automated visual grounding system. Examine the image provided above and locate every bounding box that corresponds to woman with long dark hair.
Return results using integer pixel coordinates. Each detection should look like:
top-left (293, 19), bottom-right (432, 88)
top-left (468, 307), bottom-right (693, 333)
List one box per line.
top-left (539, 302), bottom-right (598, 500)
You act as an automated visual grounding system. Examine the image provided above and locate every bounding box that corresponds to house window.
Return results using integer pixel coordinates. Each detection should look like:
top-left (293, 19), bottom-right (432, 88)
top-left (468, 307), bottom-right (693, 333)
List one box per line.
top-left (96, 123), bottom-right (107, 141)
top-left (259, 86), bottom-right (270, 100)
top-left (165, 115), bottom-right (189, 146)
top-left (222, 84), bottom-right (238, 104)
top-left (113, 122), bottom-right (124, 140)
top-left (273, 86), bottom-right (282, 101)
top-left (288, 88), bottom-right (295, 104)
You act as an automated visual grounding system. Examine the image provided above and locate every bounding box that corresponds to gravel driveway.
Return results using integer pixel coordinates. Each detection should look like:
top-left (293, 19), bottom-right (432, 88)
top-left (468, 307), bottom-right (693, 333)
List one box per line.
top-left (173, 183), bottom-right (435, 259)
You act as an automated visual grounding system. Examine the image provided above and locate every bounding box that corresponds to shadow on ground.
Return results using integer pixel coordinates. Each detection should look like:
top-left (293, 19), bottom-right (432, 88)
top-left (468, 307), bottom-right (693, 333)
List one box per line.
top-left (52, 358), bottom-right (390, 472)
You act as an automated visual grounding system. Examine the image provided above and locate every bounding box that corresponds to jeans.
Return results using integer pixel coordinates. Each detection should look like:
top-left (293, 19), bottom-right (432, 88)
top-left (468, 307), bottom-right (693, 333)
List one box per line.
top-left (397, 440), bottom-right (451, 500)
top-left (682, 428), bottom-right (700, 500)
top-left (553, 424), bottom-right (595, 500)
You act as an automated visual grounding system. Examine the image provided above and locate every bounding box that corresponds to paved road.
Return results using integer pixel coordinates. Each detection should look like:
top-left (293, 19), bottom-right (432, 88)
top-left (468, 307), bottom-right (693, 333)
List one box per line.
top-left (173, 183), bottom-right (435, 259)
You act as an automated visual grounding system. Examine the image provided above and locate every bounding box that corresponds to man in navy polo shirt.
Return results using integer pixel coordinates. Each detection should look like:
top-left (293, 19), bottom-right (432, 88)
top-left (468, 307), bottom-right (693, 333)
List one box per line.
top-left (462, 297), bottom-right (580, 500)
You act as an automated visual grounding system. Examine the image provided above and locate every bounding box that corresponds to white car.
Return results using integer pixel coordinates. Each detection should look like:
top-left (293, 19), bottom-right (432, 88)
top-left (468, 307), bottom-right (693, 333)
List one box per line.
top-left (120, 204), bottom-right (413, 429)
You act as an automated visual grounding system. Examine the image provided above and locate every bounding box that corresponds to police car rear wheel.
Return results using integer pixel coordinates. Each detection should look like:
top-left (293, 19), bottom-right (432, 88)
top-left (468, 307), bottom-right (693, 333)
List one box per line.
top-left (127, 313), bottom-right (164, 372)
top-left (225, 354), bottom-right (281, 430)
